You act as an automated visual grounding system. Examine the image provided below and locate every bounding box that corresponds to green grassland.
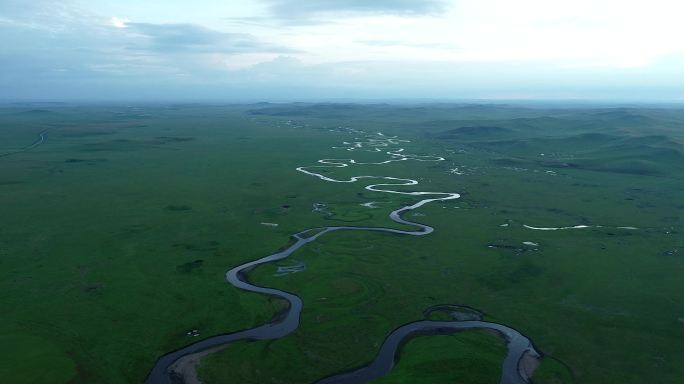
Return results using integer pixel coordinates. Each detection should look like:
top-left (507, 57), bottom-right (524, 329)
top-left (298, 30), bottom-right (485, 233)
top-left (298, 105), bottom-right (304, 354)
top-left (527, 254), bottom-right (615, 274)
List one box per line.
top-left (1, 103), bottom-right (683, 383)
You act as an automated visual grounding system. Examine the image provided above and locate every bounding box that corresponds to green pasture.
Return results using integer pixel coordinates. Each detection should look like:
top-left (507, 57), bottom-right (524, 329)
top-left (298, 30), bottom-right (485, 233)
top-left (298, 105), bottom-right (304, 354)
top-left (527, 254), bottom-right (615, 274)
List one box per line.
top-left (1, 103), bottom-right (683, 383)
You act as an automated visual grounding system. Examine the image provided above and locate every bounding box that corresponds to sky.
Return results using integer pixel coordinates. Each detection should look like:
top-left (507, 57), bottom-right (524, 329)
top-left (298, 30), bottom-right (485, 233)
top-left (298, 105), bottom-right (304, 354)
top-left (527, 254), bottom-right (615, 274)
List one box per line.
top-left (1, 0), bottom-right (683, 102)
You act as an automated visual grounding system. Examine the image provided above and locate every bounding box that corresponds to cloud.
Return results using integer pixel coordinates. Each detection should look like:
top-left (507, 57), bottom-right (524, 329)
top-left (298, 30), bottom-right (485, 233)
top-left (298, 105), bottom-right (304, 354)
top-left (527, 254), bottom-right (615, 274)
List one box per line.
top-left (0, 2), bottom-right (296, 97)
top-left (2, 0), bottom-right (684, 102)
top-left (122, 22), bottom-right (294, 54)
top-left (110, 17), bottom-right (129, 29)
top-left (356, 39), bottom-right (456, 49)
top-left (262, 0), bottom-right (447, 23)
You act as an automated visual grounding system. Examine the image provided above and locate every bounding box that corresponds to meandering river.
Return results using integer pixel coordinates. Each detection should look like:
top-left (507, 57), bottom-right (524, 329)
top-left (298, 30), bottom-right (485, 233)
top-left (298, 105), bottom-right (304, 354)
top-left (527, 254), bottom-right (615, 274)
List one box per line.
top-left (0, 129), bottom-right (49, 158)
top-left (146, 131), bottom-right (540, 384)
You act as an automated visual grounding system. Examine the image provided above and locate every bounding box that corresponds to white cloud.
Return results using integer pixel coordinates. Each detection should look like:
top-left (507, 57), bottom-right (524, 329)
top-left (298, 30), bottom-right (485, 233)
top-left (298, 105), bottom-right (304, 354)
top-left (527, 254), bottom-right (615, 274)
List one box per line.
top-left (244, 0), bottom-right (684, 70)
top-left (109, 16), bottom-right (129, 28)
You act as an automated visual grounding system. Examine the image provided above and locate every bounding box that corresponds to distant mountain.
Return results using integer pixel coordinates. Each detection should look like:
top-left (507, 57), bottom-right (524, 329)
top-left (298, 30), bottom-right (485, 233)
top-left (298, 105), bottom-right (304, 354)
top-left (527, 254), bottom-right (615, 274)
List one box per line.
top-left (438, 125), bottom-right (514, 138)
top-left (16, 109), bottom-right (58, 115)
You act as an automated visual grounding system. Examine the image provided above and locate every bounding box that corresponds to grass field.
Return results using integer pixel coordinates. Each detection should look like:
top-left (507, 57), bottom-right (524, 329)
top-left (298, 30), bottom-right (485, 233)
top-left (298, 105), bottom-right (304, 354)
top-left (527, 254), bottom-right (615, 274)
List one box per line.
top-left (1, 103), bottom-right (683, 383)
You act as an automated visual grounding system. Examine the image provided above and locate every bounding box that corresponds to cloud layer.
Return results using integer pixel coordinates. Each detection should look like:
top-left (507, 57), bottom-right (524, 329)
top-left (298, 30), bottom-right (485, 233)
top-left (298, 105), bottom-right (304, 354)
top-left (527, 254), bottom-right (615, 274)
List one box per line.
top-left (1, 0), bottom-right (683, 101)
top-left (264, 0), bottom-right (446, 20)
top-left (123, 22), bottom-right (291, 54)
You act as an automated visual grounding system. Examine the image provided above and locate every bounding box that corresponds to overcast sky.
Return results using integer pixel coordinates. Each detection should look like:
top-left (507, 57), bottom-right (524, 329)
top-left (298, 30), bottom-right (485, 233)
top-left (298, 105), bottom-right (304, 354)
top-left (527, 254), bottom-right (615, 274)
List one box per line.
top-left (1, 0), bottom-right (683, 101)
